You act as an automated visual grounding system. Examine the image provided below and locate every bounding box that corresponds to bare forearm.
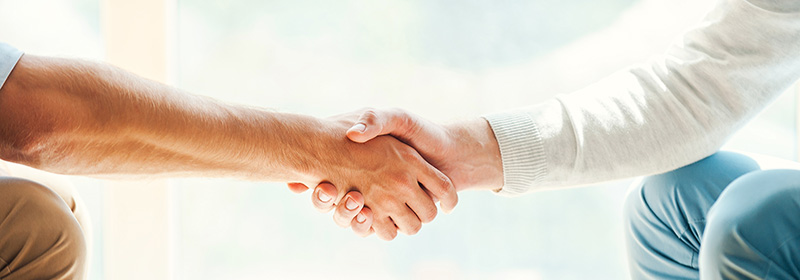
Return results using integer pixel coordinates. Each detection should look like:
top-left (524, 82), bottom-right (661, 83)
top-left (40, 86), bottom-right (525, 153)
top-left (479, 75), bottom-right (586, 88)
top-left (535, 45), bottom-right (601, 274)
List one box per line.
top-left (0, 54), bottom-right (321, 181)
top-left (443, 118), bottom-right (504, 191)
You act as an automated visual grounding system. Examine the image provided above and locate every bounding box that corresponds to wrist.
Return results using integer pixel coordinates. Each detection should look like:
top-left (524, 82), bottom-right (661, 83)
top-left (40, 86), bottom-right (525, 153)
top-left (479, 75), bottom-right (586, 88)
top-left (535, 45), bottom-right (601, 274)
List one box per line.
top-left (445, 118), bottom-right (504, 192)
top-left (277, 115), bottom-right (352, 185)
top-left (281, 116), bottom-right (336, 183)
top-left (231, 111), bottom-right (330, 183)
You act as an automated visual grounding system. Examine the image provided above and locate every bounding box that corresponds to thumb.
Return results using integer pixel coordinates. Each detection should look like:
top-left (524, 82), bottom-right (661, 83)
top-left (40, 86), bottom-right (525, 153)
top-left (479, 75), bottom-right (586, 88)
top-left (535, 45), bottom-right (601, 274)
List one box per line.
top-left (346, 122), bottom-right (376, 143)
top-left (346, 108), bottom-right (447, 156)
top-left (346, 109), bottom-right (412, 143)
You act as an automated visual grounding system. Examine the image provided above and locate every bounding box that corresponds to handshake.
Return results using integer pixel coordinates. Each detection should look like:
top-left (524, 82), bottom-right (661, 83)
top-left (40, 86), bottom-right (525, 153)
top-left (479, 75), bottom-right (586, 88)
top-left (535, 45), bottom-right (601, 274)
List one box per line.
top-left (283, 108), bottom-right (505, 240)
top-left (0, 53), bottom-right (508, 242)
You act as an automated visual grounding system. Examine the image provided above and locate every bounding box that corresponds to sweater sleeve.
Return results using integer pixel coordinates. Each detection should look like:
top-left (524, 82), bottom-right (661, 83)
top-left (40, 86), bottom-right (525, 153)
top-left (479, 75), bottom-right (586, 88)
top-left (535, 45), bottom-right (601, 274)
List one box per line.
top-left (484, 0), bottom-right (800, 196)
top-left (0, 43), bottom-right (23, 91)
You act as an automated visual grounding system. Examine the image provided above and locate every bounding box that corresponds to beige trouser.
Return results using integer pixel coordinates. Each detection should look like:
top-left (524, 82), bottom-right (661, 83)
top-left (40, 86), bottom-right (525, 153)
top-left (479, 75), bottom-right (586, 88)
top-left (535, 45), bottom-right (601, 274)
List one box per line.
top-left (0, 162), bottom-right (90, 280)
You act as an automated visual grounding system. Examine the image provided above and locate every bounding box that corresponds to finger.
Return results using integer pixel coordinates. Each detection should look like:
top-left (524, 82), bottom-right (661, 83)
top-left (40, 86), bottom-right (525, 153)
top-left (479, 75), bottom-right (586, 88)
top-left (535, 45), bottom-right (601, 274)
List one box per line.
top-left (351, 206), bottom-right (374, 237)
top-left (424, 187), bottom-right (439, 204)
top-left (346, 109), bottom-right (446, 159)
top-left (416, 162), bottom-right (458, 214)
top-left (346, 108), bottom-right (411, 143)
top-left (311, 182), bottom-right (337, 213)
top-left (373, 216), bottom-right (398, 241)
top-left (287, 182), bottom-right (310, 194)
top-left (333, 191), bottom-right (365, 227)
top-left (404, 184), bottom-right (438, 224)
top-left (390, 206), bottom-right (423, 236)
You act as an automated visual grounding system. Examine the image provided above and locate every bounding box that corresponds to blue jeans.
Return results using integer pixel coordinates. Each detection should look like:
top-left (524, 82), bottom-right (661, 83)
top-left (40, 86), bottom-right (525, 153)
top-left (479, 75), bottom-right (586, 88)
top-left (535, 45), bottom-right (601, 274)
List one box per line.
top-left (624, 151), bottom-right (800, 279)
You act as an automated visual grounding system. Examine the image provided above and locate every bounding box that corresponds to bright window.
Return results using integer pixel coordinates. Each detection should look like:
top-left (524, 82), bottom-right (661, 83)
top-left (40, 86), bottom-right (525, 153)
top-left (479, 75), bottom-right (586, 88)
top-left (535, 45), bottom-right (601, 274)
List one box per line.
top-left (1, 0), bottom-right (796, 279)
top-left (173, 0), bottom-right (796, 279)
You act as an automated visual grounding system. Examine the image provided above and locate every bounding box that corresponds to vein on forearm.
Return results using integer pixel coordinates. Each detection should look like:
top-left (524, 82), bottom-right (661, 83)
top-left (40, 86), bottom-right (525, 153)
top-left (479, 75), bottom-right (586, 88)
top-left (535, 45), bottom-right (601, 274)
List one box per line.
top-left (0, 55), bottom-right (319, 182)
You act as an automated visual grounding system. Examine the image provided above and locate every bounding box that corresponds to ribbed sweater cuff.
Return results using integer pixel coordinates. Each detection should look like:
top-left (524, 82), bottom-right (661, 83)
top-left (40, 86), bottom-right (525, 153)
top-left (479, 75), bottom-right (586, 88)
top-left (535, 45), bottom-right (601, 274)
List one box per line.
top-left (482, 111), bottom-right (547, 196)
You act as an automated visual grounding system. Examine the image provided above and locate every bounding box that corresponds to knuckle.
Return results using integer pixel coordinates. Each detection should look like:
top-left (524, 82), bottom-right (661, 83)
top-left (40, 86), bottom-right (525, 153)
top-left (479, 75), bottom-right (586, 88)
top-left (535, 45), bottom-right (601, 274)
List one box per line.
top-left (374, 219), bottom-right (398, 241)
top-left (354, 227), bottom-right (369, 237)
top-left (334, 208), bottom-right (354, 227)
top-left (427, 177), bottom-right (454, 201)
top-left (407, 222), bottom-right (422, 235)
top-left (432, 174), bottom-right (452, 192)
top-left (377, 229), bottom-right (394, 241)
top-left (349, 190), bottom-right (364, 201)
top-left (360, 109), bottom-right (379, 125)
top-left (441, 173), bottom-right (454, 188)
top-left (420, 208), bottom-right (437, 223)
top-left (354, 219), bottom-right (373, 232)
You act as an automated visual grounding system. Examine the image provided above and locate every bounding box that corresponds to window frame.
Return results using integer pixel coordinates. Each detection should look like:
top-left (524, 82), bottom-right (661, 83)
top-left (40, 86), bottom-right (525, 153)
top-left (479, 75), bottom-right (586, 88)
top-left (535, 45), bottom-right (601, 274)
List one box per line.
top-left (100, 0), bottom-right (175, 279)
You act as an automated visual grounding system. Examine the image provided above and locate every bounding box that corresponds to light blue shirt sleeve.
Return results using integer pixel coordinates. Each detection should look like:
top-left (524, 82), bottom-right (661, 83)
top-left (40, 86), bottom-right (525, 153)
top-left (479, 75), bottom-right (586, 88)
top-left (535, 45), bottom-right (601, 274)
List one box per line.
top-left (0, 43), bottom-right (24, 91)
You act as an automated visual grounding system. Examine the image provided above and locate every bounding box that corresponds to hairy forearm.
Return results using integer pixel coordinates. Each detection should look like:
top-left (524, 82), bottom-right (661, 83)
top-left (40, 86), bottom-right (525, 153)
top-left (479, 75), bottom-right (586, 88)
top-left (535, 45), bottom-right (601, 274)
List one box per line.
top-left (0, 54), bottom-right (322, 182)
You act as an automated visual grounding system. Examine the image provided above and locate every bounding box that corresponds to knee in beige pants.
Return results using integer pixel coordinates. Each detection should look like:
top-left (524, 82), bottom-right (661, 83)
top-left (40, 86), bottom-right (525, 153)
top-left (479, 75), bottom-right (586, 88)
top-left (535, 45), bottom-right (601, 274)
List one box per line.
top-left (0, 177), bottom-right (87, 280)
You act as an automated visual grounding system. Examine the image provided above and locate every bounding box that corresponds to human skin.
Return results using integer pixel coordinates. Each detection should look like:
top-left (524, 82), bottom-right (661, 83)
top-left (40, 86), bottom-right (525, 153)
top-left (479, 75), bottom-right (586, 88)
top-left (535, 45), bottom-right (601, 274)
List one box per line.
top-left (291, 108), bottom-right (504, 237)
top-left (0, 55), bottom-right (457, 240)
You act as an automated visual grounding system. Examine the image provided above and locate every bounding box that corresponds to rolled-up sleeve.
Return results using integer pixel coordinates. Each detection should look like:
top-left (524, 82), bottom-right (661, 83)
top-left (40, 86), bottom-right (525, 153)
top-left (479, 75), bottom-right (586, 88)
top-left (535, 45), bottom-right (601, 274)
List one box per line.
top-left (0, 43), bottom-right (23, 91)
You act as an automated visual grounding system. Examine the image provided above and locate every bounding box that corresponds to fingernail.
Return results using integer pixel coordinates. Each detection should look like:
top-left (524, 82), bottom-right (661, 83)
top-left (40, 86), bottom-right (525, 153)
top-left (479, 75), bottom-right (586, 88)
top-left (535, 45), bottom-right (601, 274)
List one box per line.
top-left (317, 190), bottom-right (332, 202)
top-left (350, 123), bottom-right (366, 133)
top-left (345, 197), bottom-right (359, 210)
top-left (356, 212), bottom-right (366, 223)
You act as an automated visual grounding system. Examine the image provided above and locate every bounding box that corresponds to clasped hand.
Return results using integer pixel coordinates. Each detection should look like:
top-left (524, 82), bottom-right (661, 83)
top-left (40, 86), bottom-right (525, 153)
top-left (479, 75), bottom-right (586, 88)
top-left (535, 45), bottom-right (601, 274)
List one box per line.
top-left (288, 108), bottom-right (503, 240)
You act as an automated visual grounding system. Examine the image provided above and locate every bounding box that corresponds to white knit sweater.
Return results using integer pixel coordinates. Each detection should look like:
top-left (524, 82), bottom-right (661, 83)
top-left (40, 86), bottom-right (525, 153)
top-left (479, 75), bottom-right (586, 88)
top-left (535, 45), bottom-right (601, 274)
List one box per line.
top-left (484, 0), bottom-right (800, 196)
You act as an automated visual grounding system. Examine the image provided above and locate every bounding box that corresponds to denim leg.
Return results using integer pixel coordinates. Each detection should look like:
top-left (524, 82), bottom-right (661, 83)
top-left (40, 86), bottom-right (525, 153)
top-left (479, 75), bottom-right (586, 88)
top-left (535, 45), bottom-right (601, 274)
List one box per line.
top-left (700, 169), bottom-right (800, 280)
top-left (624, 152), bottom-right (761, 279)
